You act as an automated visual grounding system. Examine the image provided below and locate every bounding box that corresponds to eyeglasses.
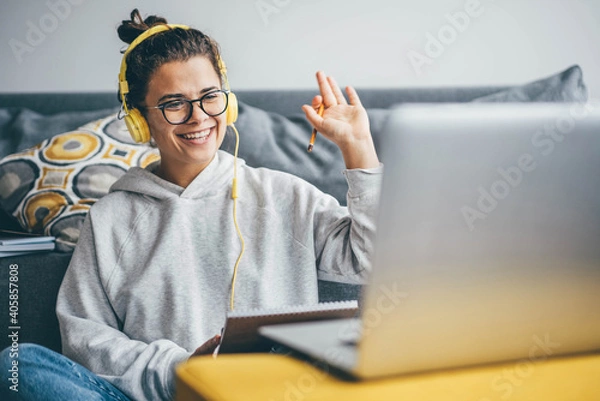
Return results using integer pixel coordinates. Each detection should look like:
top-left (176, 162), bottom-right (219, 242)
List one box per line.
top-left (146, 90), bottom-right (230, 125)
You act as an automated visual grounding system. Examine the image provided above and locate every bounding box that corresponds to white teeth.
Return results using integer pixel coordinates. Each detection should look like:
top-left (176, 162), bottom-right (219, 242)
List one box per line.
top-left (181, 129), bottom-right (211, 140)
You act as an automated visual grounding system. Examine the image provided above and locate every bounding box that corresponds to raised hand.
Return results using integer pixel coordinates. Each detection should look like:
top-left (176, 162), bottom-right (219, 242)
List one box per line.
top-left (302, 71), bottom-right (379, 169)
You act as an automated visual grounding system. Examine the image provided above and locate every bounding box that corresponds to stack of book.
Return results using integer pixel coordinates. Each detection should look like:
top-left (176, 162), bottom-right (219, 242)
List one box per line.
top-left (0, 229), bottom-right (56, 257)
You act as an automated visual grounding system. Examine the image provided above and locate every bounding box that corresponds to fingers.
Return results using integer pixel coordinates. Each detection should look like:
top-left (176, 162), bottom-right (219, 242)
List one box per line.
top-left (328, 76), bottom-right (347, 105)
top-left (191, 334), bottom-right (222, 357)
top-left (311, 95), bottom-right (323, 110)
top-left (302, 104), bottom-right (324, 130)
top-left (316, 71), bottom-right (347, 107)
top-left (206, 334), bottom-right (221, 350)
top-left (316, 71), bottom-right (334, 106)
top-left (316, 71), bottom-right (351, 108)
top-left (345, 86), bottom-right (363, 107)
top-left (304, 71), bottom-right (363, 133)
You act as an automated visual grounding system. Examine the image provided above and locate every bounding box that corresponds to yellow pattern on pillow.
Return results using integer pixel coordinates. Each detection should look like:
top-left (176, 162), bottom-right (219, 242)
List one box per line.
top-left (0, 113), bottom-right (159, 251)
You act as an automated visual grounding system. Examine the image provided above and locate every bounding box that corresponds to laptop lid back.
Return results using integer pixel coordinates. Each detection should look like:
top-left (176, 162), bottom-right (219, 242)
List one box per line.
top-left (356, 103), bottom-right (600, 378)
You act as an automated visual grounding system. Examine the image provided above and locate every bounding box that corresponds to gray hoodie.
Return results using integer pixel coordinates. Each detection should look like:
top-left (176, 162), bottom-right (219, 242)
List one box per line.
top-left (56, 150), bottom-right (382, 401)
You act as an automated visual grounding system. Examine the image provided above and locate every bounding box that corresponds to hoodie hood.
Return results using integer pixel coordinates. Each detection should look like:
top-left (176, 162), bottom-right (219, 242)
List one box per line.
top-left (109, 150), bottom-right (244, 200)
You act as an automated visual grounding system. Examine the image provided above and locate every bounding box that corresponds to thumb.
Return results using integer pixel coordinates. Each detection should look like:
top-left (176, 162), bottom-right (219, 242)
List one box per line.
top-left (311, 95), bottom-right (323, 109)
top-left (302, 104), bottom-right (324, 131)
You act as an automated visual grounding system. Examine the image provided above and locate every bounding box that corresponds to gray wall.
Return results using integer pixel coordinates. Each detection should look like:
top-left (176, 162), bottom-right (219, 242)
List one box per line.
top-left (1, 0), bottom-right (599, 96)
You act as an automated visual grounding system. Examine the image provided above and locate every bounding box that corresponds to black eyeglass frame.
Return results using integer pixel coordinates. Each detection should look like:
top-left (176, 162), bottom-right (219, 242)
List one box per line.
top-left (145, 89), bottom-right (230, 125)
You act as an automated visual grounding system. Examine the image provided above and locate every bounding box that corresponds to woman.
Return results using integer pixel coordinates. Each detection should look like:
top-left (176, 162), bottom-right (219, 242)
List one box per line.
top-left (0, 9), bottom-right (381, 401)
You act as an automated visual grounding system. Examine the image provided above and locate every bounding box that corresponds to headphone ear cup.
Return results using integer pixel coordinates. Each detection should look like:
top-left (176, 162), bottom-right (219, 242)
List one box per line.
top-left (124, 108), bottom-right (151, 143)
top-left (226, 92), bottom-right (238, 126)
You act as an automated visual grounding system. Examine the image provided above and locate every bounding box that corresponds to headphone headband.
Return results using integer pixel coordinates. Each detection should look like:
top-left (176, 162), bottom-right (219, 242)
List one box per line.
top-left (124, 24), bottom-right (190, 58)
top-left (119, 24), bottom-right (190, 104)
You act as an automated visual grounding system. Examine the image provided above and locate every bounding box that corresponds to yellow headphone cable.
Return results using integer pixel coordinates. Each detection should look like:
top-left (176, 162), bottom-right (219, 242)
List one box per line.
top-left (229, 123), bottom-right (245, 311)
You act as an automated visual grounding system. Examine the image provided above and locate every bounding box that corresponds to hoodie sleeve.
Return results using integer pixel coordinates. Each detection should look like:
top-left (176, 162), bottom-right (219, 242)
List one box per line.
top-left (56, 214), bottom-right (191, 401)
top-left (312, 164), bottom-right (383, 284)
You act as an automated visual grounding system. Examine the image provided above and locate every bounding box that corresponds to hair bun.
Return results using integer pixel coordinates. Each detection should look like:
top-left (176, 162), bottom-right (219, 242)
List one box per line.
top-left (117, 9), bottom-right (168, 46)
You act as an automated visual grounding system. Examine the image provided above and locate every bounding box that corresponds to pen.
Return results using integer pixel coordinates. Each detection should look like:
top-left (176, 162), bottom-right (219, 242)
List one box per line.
top-left (307, 103), bottom-right (325, 152)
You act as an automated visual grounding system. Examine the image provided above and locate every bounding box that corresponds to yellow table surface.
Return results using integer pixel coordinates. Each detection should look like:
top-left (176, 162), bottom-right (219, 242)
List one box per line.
top-left (176, 352), bottom-right (600, 401)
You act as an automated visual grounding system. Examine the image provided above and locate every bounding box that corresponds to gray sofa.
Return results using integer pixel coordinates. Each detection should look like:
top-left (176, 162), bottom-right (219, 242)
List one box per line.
top-left (0, 64), bottom-right (588, 354)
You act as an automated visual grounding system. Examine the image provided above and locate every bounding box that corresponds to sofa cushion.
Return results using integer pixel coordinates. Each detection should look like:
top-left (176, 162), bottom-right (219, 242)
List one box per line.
top-left (0, 113), bottom-right (159, 251)
top-left (473, 65), bottom-right (587, 103)
top-left (0, 108), bottom-right (118, 159)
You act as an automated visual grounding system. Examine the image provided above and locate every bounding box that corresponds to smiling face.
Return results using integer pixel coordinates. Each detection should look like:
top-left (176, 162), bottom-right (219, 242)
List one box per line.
top-left (144, 55), bottom-right (227, 187)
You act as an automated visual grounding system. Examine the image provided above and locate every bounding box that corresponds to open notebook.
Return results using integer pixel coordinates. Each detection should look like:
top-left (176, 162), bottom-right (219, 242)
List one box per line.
top-left (216, 300), bottom-right (358, 354)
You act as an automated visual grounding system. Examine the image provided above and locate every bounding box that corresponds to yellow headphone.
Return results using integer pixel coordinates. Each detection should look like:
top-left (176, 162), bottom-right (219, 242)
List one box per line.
top-left (118, 23), bottom-right (238, 143)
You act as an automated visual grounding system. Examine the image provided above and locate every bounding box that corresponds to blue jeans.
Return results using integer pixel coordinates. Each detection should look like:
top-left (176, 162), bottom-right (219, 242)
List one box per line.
top-left (0, 343), bottom-right (130, 401)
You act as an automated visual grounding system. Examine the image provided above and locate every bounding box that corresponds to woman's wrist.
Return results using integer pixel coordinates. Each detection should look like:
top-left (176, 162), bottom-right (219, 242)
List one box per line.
top-left (339, 135), bottom-right (380, 170)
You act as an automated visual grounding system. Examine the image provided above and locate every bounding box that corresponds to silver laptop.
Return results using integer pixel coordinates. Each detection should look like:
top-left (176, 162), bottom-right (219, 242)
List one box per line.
top-left (259, 102), bottom-right (600, 379)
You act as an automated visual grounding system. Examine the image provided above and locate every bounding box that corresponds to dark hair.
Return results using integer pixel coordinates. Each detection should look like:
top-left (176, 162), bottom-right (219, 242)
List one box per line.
top-left (117, 9), bottom-right (222, 110)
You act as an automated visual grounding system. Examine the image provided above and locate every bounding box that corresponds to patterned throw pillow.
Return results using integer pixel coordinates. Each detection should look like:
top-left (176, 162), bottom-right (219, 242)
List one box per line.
top-left (0, 113), bottom-right (159, 251)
